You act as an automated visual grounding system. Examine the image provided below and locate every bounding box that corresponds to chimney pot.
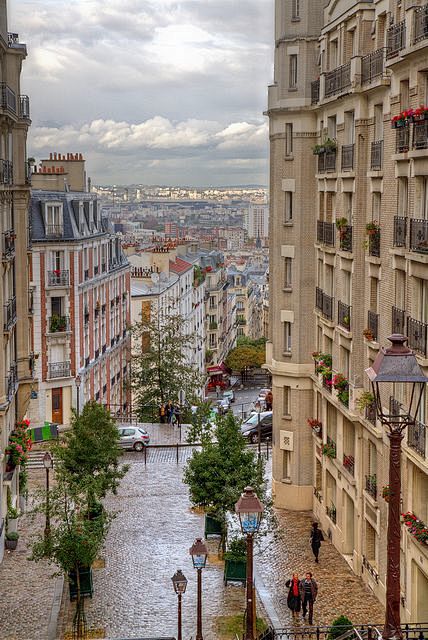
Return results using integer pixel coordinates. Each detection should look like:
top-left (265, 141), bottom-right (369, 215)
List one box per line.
top-left (49, 153), bottom-right (52, 160)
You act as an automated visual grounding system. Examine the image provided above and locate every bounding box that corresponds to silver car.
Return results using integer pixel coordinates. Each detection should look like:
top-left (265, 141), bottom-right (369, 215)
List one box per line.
top-left (117, 426), bottom-right (150, 451)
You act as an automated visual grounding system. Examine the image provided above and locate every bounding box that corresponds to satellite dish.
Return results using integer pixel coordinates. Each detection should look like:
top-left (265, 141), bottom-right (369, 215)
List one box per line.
top-left (159, 272), bottom-right (168, 283)
top-left (151, 272), bottom-right (159, 284)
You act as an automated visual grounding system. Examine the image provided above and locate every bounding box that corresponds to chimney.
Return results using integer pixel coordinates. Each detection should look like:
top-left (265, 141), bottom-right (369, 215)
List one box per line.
top-left (0, 1), bottom-right (7, 43)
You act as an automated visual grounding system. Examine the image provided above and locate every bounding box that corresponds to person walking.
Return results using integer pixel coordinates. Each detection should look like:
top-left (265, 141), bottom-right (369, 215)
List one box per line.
top-left (159, 404), bottom-right (166, 424)
top-left (166, 400), bottom-right (174, 424)
top-left (299, 572), bottom-right (318, 625)
top-left (285, 573), bottom-right (301, 619)
top-left (174, 404), bottom-right (181, 428)
top-left (310, 522), bottom-right (324, 563)
top-left (265, 390), bottom-right (273, 411)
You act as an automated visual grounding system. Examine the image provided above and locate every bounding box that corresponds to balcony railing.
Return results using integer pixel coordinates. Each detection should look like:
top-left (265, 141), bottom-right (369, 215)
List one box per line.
top-left (392, 306), bottom-right (406, 335)
top-left (2, 229), bottom-right (15, 261)
top-left (368, 230), bottom-right (380, 257)
top-left (315, 287), bottom-right (334, 321)
top-left (3, 296), bottom-right (16, 332)
top-left (341, 144), bottom-right (354, 171)
top-left (407, 316), bottom-right (428, 357)
top-left (393, 216), bottom-right (407, 247)
top-left (19, 95), bottom-right (30, 119)
top-left (386, 21), bottom-right (406, 59)
top-left (7, 363), bottom-right (17, 400)
top-left (47, 270), bottom-right (70, 287)
top-left (343, 454), bottom-right (355, 476)
top-left (316, 220), bottom-right (335, 246)
top-left (338, 225), bottom-right (352, 252)
top-left (338, 300), bottom-right (351, 331)
top-left (368, 310), bottom-right (379, 341)
top-left (48, 315), bottom-right (70, 333)
top-left (311, 79), bottom-right (320, 105)
top-left (370, 140), bottom-right (383, 170)
top-left (46, 224), bottom-right (64, 237)
top-left (324, 62), bottom-right (351, 98)
top-left (408, 420), bottom-right (426, 458)
top-left (396, 126), bottom-right (410, 153)
top-left (326, 504), bottom-right (337, 524)
top-left (0, 82), bottom-right (16, 113)
top-left (409, 218), bottom-right (428, 253)
top-left (413, 120), bottom-right (428, 150)
top-left (0, 159), bottom-right (13, 185)
top-left (414, 4), bottom-right (428, 44)
top-left (365, 474), bottom-right (377, 499)
top-left (48, 361), bottom-right (71, 379)
top-left (365, 402), bottom-right (377, 426)
top-left (361, 49), bottom-right (385, 84)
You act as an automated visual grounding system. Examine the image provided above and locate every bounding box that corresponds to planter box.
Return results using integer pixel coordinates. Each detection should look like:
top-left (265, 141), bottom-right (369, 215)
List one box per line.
top-left (68, 567), bottom-right (94, 600)
top-left (224, 558), bottom-right (246, 584)
top-left (7, 518), bottom-right (18, 534)
top-left (5, 538), bottom-right (18, 550)
top-left (204, 514), bottom-right (223, 538)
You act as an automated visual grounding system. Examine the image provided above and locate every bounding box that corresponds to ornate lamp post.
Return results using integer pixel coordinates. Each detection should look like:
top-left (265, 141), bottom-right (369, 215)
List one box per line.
top-left (235, 486), bottom-right (264, 640)
top-left (171, 569), bottom-right (187, 640)
top-left (75, 375), bottom-right (81, 417)
top-left (189, 538), bottom-right (208, 640)
top-left (365, 334), bottom-right (428, 640)
top-left (43, 452), bottom-right (54, 539)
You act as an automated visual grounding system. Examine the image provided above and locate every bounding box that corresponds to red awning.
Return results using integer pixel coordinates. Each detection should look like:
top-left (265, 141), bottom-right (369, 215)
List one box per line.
top-left (207, 362), bottom-right (229, 376)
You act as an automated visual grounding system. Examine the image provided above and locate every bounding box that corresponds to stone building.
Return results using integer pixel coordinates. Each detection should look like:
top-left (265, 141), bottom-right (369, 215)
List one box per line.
top-left (266, 0), bottom-right (428, 620)
top-left (0, 9), bottom-right (32, 562)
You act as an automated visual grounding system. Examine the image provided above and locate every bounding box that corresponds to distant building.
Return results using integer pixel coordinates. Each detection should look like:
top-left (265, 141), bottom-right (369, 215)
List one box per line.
top-left (245, 203), bottom-right (269, 240)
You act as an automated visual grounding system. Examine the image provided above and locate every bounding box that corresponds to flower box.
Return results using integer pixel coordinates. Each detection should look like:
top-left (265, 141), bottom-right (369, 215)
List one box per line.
top-left (68, 566), bottom-right (94, 600)
top-left (401, 512), bottom-right (428, 546)
top-left (224, 558), bottom-right (246, 584)
top-left (204, 514), bottom-right (223, 538)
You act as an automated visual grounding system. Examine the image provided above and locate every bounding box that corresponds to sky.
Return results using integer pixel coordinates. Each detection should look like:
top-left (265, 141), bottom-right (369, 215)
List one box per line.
top-left (10, 0), bottom-right (274, 186)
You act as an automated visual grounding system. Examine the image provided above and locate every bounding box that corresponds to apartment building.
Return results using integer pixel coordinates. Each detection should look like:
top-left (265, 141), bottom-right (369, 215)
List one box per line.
top-left (228, 267), bottom-right (265, 340)
top-left (267, 0), bottom-right (428, 620)
top-left (30, 154), bottom-right (131, 425)
top-left (0, 10), bottom-right (32, 562)
top-left (245, 203), bottom-right (269, 240)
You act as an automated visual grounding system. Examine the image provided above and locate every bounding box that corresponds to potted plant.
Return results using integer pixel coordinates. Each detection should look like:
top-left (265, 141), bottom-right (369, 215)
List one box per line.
top-left (312, 143), bottom-right (325, 156)
top-left (323, 138), bottom-right (337, 152)
top-left (382, 486), bottom-right (391, 503)
top-left (5, 531), bottom-right (19, 550)
top-left (391, 110), bottom-right (412, 128)
top-left (363, 328), bottom-right (374, 341)
top-left (322, 442), bottom-right (336, 459)
top-left (365, 221), bottom-right (380, 236)
top-left (356, 391), bottom-right (375, 413)
top-left (412, 105), bottom-right (428, 122)
top-left (224, 537), bottom-right (247, 584)
top-left (332, 373), bottom-right (349, 405)
top-left (307, 418), bottom-right (322, 436)
top-left (7, 504), bottom-right (19, 533)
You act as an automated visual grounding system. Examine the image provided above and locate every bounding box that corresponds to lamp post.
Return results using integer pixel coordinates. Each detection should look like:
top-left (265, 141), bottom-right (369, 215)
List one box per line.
top-left (256, 404), bottom-right (262, 458)
top-left (365, 334), bottom-right (428, 640)
top-left (189, 537), bottom-right (208, 640)
top-left (43, 452), bottom-right (54, 539)
top-left (75, 375), bottom-right (81, 416)
top-left (171, 569), bottom-right (187, 640)
top-left (235, 486), bottom-right (264, 640)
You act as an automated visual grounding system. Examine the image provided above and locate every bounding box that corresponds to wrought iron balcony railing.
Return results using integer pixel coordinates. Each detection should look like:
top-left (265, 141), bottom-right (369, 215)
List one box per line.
top-left (311, 79), bottom-right (320, 105)
top-left (393, 216), bottom-right (407, 247)
top-left (318, 151), bottom-right (337, 173)
top-left (0, 159), bottom-right (13, 185)
top-left (326, 503), bottom-right (337, 524)
top-left (315, 287), bottom-right (334, 321)
top-left (7, 362), bottom-right (17, 400)
top-left (48, 361), bottom-right (71, 379)
top-left (45, 224), bottom-right (64, 237)
top-left (409, 218), bottom-right (428, 253)
top-left (365, 402), bottom-right (377, 426)
top-left (316, 220), bottom-right (335, 246)
top-left (0, 82), bottom-right (16, 113)
top-left (324, 62), bottom-right (351, 98)
top-left (48, 315), bottom-right (70, 333)
top-left (19, 95), bottom-right (30, 119)
top-left (2, 229), bottom-right (15, 261)
top-left (338, 300), bottom-right (351, 331)
top-left (413, 120), bottom-right (428, 150)
top-left (368, 230), bottom-right (380, 257)
top-left (414, 4), bottom-right (428, 44)
top-left (365, 474), bottom-right (377, 499)
top-left (386, 21), bottom-right (406, 58)
top-left (408, 419), bottom-right (426, 458)
top-left (343, 454), bottom-right (355, 476)
top-left (392, 306), bottom-right (406, 335)
top-left (338, 225), bottom-right (352, 252)
top-left (407, 316), bottom-right (428, 357)
top-left (341, 144), bottom-right (354, 171)
top-left (361, 49), bottom-right (385, 84)
top-left (370, 140), bottom-right (383, 170)
top-left (368, 310), bottom-right (379, 341)
top-left (47, 270), bottom-right (70, 287)
top-left (396, 126), bottom-right (410, 153)
top-left (3, 296), bottom-right (16, 332)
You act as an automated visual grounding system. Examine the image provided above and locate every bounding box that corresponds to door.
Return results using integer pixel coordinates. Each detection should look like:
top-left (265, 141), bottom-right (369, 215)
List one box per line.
top-left (51, 387), bottom-right (63, 424)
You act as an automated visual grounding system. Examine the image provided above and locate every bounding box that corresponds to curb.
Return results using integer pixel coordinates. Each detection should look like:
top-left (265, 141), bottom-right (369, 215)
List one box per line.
top-left (254, 565), bottom-right (283, 629)
top-left (47, 574), bottom-right (64, 640)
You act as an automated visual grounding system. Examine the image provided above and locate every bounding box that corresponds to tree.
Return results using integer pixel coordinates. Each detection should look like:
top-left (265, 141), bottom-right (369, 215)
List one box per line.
top-left (237, 336), bottom-right (267, 349)
top-left (225, 345), bottom-right (265, 381)
top-left (131, 306), bottom-right (205, 419)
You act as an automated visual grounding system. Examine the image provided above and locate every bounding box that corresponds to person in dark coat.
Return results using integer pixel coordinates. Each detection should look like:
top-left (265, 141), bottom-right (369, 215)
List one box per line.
top-left (310, 522), bottom-right (324, 563)
top-left (285, 572), bottom-right (301, 618)
top-left (299, 572), bottom-right (318, 625)
top-left (166, 400), bottom-right (174, 424)
top-left (265, 390), bottom-right (273, 411)
top-left (174, 404), bottom-right (181, 427)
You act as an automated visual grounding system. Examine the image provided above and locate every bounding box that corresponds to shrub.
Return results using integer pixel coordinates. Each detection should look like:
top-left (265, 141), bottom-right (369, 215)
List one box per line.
top-left (328, 615), bottom-right (353, 640)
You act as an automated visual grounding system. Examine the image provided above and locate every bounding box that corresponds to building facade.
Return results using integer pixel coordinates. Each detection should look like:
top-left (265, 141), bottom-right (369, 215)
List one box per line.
top-left (267, 0), bottom-right (428, 621)
top-left (245, 203), bottom-right (269, 240)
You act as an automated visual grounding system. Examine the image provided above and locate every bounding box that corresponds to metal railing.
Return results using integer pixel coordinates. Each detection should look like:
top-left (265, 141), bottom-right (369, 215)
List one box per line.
top-left (315, 287), bottom-right (334, 321)
top-left (314, 487), bottom-right (322, 503)
top-left (362, 557), bottom-right (380, 584)
top-left (324, 62), bottom-right (351, 98)
top-left (393, 216), bottom-right (407, 247)
top-left (338, 300), bottom-right (351, 331)
top-left (413, 119), bottom-right (428, 150)
top-left (414, 4), bottom-right (428, 44)
top-left (392, 306), bottom-right (406, 335)
top-left (273, 624), bottom-right (428, 640)
top-left (408, 419), bottom-right (426, 458)
top-left (316, 220), bottom-right (335, 246)
top-left (386, 21), bottom-right (406, 58)
top-left (0, 82), bottom-right (16, 113)
top-left (339, 225), bottom-right (352, 252)
top-left (4, 296), bottom-right (16, 331)
top-left (343, 453), bottom-right (355, 476)
top-left (370, 140), bottom-right (383, 170)
top-left (341, 144), bottom-right (354, 170)
top-left (368, 310), bottom-right (379, 341)
top-left (362, 49), bottom-right (385, 84)
top-left (407, 316), bottom-right (428, 356)
top-left (326, 503), bottom-right (337, 524)
top-left (396, 126), bottom-right (410, 153)
top-left (48, 361), bottom-right (71, 379)
top-left (45, 224), bottom-right (64, 237)
top-left (365, 402), bottom-right (377, 426)
top-left (311, 79), bottom-right (320, 104)
top-left (368, 230), bottom-right (380, 257)
top-left (409, 218), bottom-right (428, 253)
top-left (2, 229), bottom-right (15, 261)
top-left (47, 270), bottom-right (70, 287)
top-left (7, 363), bottom-right (17, 400)
top-left (19, 95), bottom-right (30, 119)
top-left (365, 474), bottom-right (377, 499)
top-left (0, 159), bottom-right (13, 185)
top-left (48, 315), bottom-right (70, 333)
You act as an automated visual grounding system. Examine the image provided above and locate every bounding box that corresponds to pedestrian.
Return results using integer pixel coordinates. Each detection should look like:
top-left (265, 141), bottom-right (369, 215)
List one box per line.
top-left (285, 572), bottom-right (301, 619)
top-left (159, 404), bottom-right (166, 424)
top-left (265, 390), bottom-right (273, 411)
top-left (174, 404), bottom-right (181, 428)
top-left (310, 522), bottom-right (324, 563)
top-left (166, 400), bottom-right (174, 424)
top-left (254, 400), bottom-right (262, 413)
top-left (216, 384), bottom-right (220, 398)
top-left (299, 572), bottom-right (318, 625)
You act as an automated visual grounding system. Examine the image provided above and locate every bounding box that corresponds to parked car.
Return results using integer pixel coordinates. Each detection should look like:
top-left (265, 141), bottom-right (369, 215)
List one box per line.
top-left (117, 426), bottom-right (150, 451)
top-left (240, 411), bottom-right (273, 444)
top-left (217, 398), bottom-right (231, 415)
top-left (223, 389), bottom-right (235, 403)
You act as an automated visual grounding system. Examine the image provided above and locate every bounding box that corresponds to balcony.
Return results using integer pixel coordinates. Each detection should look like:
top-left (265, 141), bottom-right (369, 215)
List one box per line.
top-left (46, 224), bottom-right (64, 238)
top-left (7, 363), bottom-right (17, 400)
top-left (0, 159), bottom-right (13, 185)
top-left (413, 120), bottom-right (428, 150)
top-left (392, 306), bottom-right (406, 335)
top-left (4, 296), bottom-right (16, 332)
top-left (48, 315), bottom-right (70, 333)
top-left (386, 21), bottom-right (406, 59)
top-left (414, 4), bottom-right (428, 44)
top-left (324, 62), bottom-right (351, 98)
top-left (408, 420), bottom-right (426, 458)
top-left (407, 316), bottom-right (428, 357)
top-left (2, 229), bottom-right (15, 261)
top-left (326, 504), bottom-right (337, 524)
top-left (365, 474), bottom-right (377, 500)
top-left (48, 361), bottom-right (71, 379)
top-left (368, 230), bottom-right (380, 257)
top-left (47, 270), bottom-right (70, 287)
top-left (338, 225), bottom-right (352, 252)
top-left (317, 150), bottom-right (337, 173)
top-left (315, 287), bottom-right (334, 321)
top-left (0, 82), bottom-right (16, 113)
top-left (338, 301), bottom-right (351, 331)
top-left (361, 49), bottom-right (385, 84)
top-left (365, 402), bottom-right (377, 426)
top-left (316, 220), bottom-right (335, 246)
top-left (341, 144), bottom-right (354, 171)
top-left (393, 216), bottom-right (407, 247)
top-left (367, 310), bottom-right (379, 341)
top-left (84, 269), bottom-right (89, 280)
top-left (19, 95), bottom-right (30, 119)
top-left (370, 140), bottom-right (383, 170)
top-left (396, 126), bottom-right (410, 153)
top-left (409, 218), bottom-right (428, 253)
top-left (311, 79), bottom-right (320, 105)
top-left (343, 454), bottom-right (355, 476)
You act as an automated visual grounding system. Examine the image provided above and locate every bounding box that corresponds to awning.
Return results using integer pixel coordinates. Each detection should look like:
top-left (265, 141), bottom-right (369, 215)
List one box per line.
top-left (207, 362), bottom-right (229, 375)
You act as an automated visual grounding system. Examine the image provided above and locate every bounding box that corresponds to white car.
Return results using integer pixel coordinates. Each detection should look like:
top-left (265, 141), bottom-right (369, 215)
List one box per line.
top-left (117, 426), bottom-right (150, 451)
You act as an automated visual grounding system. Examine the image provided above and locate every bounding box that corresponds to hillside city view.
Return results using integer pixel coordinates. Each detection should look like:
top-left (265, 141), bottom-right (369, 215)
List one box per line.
top-left (1, 1), bottom-right (428, 640)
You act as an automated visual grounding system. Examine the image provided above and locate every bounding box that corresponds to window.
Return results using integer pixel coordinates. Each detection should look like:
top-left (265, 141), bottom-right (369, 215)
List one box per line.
top-left (282, 451), bottom-right (290, 480)
top-left (420, 177), bottom-right (428, 219)
top-left (415, 278), bottom-right (428, 323)
top-left (394, 269), bottom-right (406, 309)
top-left (52, 250), bottom-right (64, 271)
top-left (343, 192), bottom-right (353, 222)
top-left (285, 123), bottom-right (293, 156)
top-left (45, 203), bottom-right (63, 236)
top-left (400, 79), bottom-right (409, 110)
top-left (365, 521), bottom-right (377, 564)
top-left (374, 104), bottom-right (383, 141)
top-left (284, 192), bottom-right (293, 222)
top-left (329, 39), bottom-right (338, 70)
top-left (289, 55), bottom-right (298, 89)
top-left (291, 0), bottom-right (300, 20)
top-left (283, 321), bottom-right (292, 353)
top-left (372, 192), bottom-right (381, 221)
top-left (344, 111), bottom-right (355, 145)
top-left (327, 115), bottom-right (337, 140)
top-left (283, 386), bottom-right (291, 416)
top-left (284, 258), bottom-right (292, 289)
top-left (397, 178), bottom-right (408, 217)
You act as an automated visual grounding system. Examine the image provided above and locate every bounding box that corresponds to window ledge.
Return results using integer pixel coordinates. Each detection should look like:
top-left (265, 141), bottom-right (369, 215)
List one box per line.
top-left (284, 154), bottom-right (294, 161)
top-left (281, 477), bottom-right (292, 484)
top-left (282, 351), bottom-right (292, 358)
top-left (283, 287), bottom-right (293, 292)
top-left (288, 87), bottom-right (298, 92)
top-left (283, 221), bottom-right (294, 227)
top-left (282, 414), bottom-right (292, 420)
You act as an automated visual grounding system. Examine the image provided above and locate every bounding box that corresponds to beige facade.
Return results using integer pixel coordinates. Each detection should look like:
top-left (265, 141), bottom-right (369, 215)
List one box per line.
top-left (267, 0), bottom-right (428, 621)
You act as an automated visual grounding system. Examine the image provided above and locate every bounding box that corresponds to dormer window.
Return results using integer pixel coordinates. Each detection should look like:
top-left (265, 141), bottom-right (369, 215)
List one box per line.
top-left (79, 202), bottom-right (85, 234)
top-left (45, 202), bottom-right (63, 237)
top-left (89, 201), bottom-right (94, 232)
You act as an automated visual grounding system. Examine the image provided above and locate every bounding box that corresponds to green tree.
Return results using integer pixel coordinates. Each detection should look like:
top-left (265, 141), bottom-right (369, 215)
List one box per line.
top-left (131, 307), bottom-right (205, 419)
top-left (225, 345), bottom-right (265, 381)
top-left (237, 336), bottom-right (267, 349)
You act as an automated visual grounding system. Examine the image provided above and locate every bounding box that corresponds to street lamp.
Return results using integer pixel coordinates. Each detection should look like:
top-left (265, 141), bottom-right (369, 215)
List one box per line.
top-left (235, 486), bottom-right (264, 640)
top-left (171, 569), bottom-right (187, 640)
top-left (189, 538), bottom-right (208, 640)
top-left (256, 403), bottom-right (262, 458)
top-left (365, 334), bottom-right (428, 640)
top-left (43, 452), bottom-right (54, 539)
top-left (75, 375), bottom-right (81, 417)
